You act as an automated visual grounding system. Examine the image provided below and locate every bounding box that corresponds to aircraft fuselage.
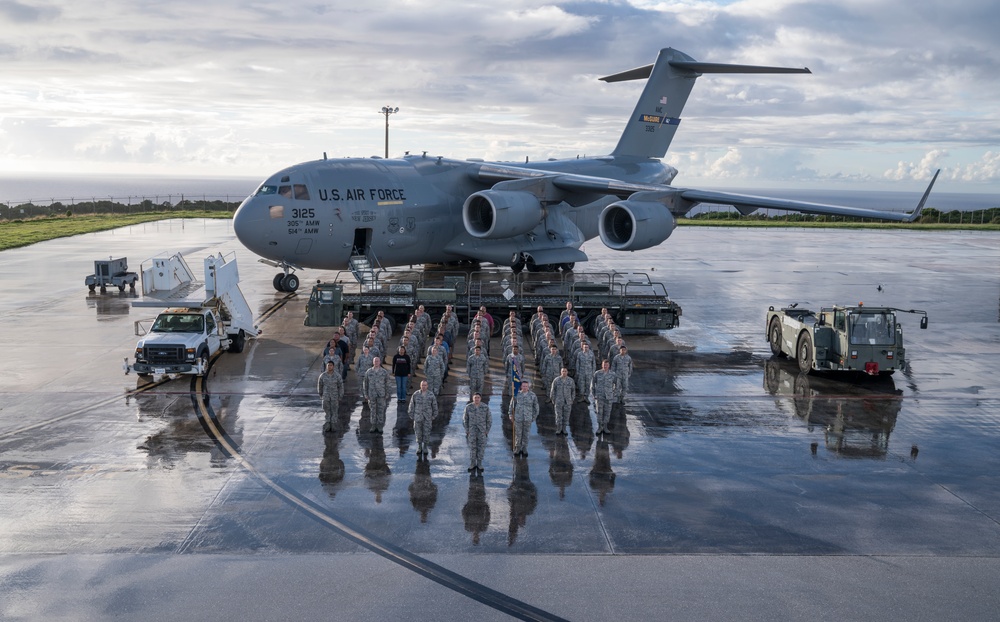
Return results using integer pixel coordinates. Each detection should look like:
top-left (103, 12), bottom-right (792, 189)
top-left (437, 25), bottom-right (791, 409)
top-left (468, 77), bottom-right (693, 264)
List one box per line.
top-left (233, 153), bottom-right (675, 273)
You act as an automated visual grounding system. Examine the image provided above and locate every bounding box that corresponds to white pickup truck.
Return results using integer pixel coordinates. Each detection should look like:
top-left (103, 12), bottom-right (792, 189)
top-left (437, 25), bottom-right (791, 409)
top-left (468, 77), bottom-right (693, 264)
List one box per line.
top-left (125, 252), bottom-right (257, 378)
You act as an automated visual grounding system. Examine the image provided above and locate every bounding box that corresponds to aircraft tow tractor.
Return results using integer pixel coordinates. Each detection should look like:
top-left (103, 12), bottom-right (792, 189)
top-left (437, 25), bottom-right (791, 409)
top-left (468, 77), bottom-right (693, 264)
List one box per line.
top-left (767, 303), bottom-right (928, 376)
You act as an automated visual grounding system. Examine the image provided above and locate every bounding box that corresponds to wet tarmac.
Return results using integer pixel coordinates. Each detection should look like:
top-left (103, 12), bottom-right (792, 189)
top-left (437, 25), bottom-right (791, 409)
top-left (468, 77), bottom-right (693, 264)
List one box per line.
top-left (1, 220), bottom-right (999, 620)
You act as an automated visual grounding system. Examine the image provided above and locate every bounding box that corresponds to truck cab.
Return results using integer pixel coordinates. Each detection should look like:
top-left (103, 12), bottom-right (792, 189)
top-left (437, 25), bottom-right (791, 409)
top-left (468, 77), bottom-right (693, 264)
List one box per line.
top-left (132, 308), bottom-right (225, 376)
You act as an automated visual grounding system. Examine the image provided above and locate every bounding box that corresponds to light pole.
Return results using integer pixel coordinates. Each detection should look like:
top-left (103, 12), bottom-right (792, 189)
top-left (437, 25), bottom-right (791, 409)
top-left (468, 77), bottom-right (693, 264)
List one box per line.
top-left (381, 105), bottom-right (398, 158)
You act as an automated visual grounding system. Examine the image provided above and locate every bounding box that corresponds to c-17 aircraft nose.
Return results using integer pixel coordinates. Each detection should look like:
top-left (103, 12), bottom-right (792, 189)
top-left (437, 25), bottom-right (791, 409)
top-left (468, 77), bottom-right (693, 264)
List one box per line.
top-left (233, 195), bottom-right (268, 258)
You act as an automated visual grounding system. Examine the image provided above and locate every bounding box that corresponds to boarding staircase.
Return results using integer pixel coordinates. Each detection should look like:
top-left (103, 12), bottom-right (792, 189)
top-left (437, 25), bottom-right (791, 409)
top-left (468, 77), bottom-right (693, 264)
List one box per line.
top-left (466, 279), bottom-right (482, 325)
top-left (349, 252), bottom-right (382, 290)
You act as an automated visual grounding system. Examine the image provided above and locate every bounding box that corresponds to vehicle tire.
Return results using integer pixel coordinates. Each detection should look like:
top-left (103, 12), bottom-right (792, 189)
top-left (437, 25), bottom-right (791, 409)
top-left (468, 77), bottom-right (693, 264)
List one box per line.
top-left (88, 284), bottom-right (96, 292)
top-left (118, 283), bottom-right (126, 292)
top-left (511, 255), bottom-right (525, 274)
top-left (281, 273), bottom-right (300, 292)
top-left (796, 331), bottom-right (814, 374)
top-left (560, 262), bottom-right (575, 272)
top-left (228, 330), bottom-right (246, 353)
top-left (273, 273), bottom-right (286, 292)
top-left (197, 348), bottom-right (210, 376)
top-left (768, 316), bottom-right (784, 357)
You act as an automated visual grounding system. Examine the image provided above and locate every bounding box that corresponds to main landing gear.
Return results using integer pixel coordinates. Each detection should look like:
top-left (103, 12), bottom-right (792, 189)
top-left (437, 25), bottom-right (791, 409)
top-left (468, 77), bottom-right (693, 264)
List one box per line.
top-left (510, 253), bottom-right (575, 274)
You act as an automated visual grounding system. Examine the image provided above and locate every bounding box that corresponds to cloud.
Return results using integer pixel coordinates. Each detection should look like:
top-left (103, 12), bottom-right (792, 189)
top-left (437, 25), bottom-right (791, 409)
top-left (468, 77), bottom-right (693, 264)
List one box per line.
top-left (0, 0), bottom-right (59, 23)
top-left (0, 0), bottom-right (997, 190)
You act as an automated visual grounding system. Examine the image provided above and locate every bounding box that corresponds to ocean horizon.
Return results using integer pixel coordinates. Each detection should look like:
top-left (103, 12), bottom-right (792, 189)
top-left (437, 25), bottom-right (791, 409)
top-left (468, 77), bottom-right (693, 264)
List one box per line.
top-left (1, 173), bottom-right (997, 212)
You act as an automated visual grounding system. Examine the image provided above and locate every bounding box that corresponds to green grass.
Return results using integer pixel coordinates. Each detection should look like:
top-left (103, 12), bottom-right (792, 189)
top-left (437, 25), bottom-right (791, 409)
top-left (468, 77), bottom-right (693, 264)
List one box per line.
top-left (677, 218), bottom-right (1000, 231)
top-left (0, 211), bottom-right (233, 251)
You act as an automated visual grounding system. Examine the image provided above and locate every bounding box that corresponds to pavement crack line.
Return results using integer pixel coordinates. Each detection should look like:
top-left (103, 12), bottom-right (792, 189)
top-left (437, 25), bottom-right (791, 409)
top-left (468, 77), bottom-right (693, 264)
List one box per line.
top-left (193, 374), bottom-right (570, 622)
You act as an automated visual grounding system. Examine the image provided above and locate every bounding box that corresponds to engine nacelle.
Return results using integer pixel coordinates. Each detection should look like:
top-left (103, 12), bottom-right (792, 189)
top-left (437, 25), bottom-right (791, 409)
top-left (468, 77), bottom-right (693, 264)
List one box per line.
top-left (598, 200), bottom-right (676, 251)
top-left (463, 190), bottom-right (545, 239)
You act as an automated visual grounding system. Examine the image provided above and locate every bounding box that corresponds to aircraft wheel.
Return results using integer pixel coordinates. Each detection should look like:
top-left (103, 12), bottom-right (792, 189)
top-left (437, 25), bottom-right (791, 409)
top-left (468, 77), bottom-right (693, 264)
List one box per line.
top-left (281, 273), bottom-right (300, 292)
top-left (511, 255), bottom-right (525, 274)
top-left (768, 317), bottom-right (783, 356)
top-left (273, 273), bottom-right (286, 292)
top-left (796, 331), bottom-right (814, 374)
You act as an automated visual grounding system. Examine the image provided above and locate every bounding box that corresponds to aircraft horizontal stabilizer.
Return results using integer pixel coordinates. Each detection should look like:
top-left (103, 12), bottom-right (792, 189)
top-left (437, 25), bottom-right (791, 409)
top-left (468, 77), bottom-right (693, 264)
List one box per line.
top-left (600, 61), bottom-right (810, 83)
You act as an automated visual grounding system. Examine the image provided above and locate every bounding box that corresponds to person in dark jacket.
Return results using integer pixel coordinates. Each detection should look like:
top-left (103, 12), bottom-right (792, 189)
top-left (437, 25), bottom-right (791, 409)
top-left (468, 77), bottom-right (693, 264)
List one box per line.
top-left (391, 345), bottom-right (413, 403)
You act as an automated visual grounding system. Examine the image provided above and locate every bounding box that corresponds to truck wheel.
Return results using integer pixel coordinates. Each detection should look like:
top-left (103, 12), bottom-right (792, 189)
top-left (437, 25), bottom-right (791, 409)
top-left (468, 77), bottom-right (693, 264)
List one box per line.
top-left (88, 284), bottom-right (96, 292)
top-left (796, 332), bottom-right (814, 374)
top-left (118, 283), bottom-right (126, 292)
top-left (197, 348), bottom-right (210, 376)
top-left (768, 317), bottom-right (784, 357)
top-left (228, 330), bottom-right (246, 353)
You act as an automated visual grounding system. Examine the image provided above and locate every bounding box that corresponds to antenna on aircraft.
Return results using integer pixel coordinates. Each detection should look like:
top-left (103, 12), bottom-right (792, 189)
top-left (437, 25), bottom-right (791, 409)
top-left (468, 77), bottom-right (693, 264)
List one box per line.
top-left (380, 105), bottom-right (399, 158)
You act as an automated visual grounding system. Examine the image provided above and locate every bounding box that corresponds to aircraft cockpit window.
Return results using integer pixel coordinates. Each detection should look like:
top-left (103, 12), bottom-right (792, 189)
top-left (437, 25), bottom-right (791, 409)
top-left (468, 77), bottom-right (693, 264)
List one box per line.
top-left (269, 205), bottom-right (284, 219)
top-left (278, 185), bottom-right (292, 198)
top-left (294, 184), bottom-right (310, 200)
top-left (254, 185), bottom-right (278, 196)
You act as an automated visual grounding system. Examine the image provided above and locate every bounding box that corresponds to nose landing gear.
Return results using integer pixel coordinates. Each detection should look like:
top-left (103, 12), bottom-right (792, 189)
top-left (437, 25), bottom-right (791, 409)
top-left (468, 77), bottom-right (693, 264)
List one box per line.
top-left (273, 271), bottom-right (300, 292)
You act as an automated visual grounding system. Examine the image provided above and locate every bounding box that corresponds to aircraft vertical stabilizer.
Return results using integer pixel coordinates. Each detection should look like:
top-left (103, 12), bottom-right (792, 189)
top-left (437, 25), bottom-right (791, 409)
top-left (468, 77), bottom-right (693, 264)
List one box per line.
top-left (602, 47), bottom-right (811, 159)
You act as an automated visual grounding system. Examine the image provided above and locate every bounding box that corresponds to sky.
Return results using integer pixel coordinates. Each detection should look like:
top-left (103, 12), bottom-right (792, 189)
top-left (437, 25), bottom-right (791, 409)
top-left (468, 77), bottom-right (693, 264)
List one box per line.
top-left (1, 0), bottom-right (999, 193)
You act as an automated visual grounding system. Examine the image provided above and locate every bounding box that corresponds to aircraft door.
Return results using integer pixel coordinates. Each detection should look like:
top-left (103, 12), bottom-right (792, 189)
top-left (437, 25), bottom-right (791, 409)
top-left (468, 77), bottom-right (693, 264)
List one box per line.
top-left (353, 228), bottom-right (372, 257)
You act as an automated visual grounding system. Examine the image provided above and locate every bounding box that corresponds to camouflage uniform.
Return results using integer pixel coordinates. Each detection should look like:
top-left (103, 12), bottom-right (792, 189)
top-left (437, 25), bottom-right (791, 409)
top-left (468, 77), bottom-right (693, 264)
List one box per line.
top-left (408, 388), bottom-right (438, 456)
top-left (356, 348), bottom-right (374, 401)
top-left (510, 387), bottom-right (539, 456)
top-left (549, 373), bottom-right (576, 434)
top-left (591, 368), bottom-right (617, 433)
top-left (466, 350), bottom-right (489, 397)
top-left (318, 367), bottom-right (345, 433)
top-left (540, 349), bottom-right (562, 399)
top-left (574, 347), bottom-right (596, 402)
top-left (364, 365), bottom-right (392, 432)
top-left (322, 352), bottom-right (344, 378)
top-left (344, 314), bottom-right (359, 352)
top-left (424, 349), bottom-right (446, 396)
top-left (611, 351), bottom-right (633, 402)
top-left (463, 399), bottom-right (492, 471)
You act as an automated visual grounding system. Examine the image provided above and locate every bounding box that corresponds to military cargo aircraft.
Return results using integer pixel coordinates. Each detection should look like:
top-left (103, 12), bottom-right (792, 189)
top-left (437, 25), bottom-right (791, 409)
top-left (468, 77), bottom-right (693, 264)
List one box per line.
top-left (233, 47), bottom-right (938, 292)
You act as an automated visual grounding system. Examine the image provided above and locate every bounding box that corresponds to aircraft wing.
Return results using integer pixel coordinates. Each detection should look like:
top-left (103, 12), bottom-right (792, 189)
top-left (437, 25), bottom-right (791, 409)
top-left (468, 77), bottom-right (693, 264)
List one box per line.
top-left (473, 163), bottom-right (937, 223)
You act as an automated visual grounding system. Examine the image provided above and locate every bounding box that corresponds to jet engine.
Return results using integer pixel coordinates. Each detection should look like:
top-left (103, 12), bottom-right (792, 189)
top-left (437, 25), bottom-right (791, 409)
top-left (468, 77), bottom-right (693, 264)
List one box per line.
top-left (463, 190), bottom-right (545, 239)
top-left (598, 200), bottom-right (676, 251)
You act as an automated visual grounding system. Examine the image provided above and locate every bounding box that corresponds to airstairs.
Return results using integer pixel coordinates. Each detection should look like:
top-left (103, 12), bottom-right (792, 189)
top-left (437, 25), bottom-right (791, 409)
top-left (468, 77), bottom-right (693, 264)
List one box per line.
top-left (349, 253), bottom-right (383, 290)
top-left (132, 251), bottom-right (257, 338)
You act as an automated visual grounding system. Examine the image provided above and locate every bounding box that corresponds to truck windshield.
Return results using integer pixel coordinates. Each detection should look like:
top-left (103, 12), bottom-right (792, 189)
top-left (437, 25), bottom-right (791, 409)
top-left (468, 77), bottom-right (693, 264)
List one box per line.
top-left (849, 312), bottom-right (895, 345)
top-left (151, 314), bottom-right (205, 333)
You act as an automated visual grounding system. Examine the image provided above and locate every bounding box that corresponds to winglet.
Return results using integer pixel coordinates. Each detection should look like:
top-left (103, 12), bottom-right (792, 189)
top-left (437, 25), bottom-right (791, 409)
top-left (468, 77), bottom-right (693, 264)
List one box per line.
top-left (905, 169), bottom-right (940, 223)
